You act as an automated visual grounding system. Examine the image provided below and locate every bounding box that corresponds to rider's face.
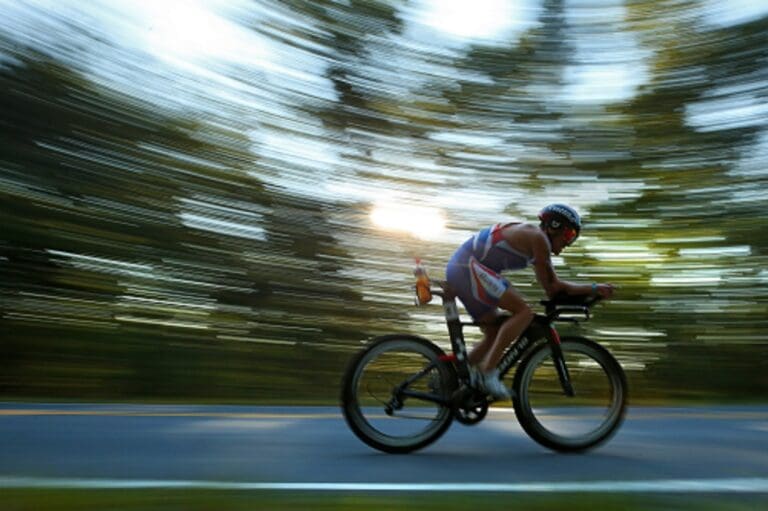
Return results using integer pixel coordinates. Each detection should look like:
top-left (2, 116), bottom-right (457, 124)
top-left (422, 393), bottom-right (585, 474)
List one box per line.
top-left (551, 227), bottom-right (577, 255)
top-left (561, 226), bottom-right (579, 246)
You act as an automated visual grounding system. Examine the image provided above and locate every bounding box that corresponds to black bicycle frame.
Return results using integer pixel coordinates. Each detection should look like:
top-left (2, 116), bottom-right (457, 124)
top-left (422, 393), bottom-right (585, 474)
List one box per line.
top-left (435, 286), bottom-right (578, 397)
top-left (395, 284), bottom-right (589, 405)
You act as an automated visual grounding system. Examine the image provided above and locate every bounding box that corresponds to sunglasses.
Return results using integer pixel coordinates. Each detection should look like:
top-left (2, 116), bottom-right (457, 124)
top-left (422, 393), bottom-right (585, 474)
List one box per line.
top-left (562, 226), bottom-right (579, 246)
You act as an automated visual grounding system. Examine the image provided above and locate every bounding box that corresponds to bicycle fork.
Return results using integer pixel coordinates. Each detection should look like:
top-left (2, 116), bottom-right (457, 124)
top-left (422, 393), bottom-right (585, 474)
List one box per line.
top-left (549, 326), bottom-right (575, 397)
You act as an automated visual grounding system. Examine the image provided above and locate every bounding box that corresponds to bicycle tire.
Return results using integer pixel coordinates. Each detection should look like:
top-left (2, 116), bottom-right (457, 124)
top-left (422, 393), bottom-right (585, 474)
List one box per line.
top-left (340, 335), bottom-right (457, 454)
top-left (512, 336), bottom-right (627, 452)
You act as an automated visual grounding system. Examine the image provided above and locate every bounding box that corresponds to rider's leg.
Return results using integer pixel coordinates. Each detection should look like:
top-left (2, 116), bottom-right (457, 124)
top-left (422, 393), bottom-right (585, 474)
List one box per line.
top-left (477, 288), bottom-right (534, 373)
top-left (467, 321), bottom-right (499, 366)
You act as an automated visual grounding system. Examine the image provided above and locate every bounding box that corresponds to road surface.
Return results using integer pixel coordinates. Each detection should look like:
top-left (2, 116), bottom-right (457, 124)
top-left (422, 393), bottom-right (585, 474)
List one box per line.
top-left (1, 404), bottom-right (767, 493)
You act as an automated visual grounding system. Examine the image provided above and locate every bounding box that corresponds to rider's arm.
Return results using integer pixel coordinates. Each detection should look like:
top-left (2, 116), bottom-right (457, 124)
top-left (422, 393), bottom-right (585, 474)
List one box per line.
top-left (531, 232), bottom-right (602, 298)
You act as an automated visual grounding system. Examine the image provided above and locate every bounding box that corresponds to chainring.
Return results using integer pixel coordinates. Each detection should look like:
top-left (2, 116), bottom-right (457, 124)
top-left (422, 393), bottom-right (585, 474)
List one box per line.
top-left (451, 386), bottom-right (489, 425)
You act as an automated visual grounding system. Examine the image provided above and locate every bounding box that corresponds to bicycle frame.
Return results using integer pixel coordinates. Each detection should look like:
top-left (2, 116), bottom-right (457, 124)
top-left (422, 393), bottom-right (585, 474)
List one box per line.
top-left (431, 281), bottom-right (593, 398)
top-left (392, 281), bottom-right (595, 407)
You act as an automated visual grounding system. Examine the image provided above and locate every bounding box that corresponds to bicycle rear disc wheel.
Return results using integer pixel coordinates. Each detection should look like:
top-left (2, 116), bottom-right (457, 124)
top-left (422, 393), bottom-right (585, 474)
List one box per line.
top-left (341, 335), bottom-right (455, 454)
top-left (513, 336), bottom-right (627, 452)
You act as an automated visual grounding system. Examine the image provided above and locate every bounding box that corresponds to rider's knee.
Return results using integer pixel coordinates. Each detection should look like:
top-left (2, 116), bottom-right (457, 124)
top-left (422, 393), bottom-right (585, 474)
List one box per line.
top-left (516, 304), bottom-right (535, 324)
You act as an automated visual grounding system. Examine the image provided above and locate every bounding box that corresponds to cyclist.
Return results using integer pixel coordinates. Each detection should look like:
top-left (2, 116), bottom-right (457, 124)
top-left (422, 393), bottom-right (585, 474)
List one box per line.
top-left (445, 203), bottom-right (614, 399)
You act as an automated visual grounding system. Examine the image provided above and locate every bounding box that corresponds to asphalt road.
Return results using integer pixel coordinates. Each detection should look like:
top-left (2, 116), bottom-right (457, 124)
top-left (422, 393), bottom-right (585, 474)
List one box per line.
top-left (1, 404), bottom-right (767, 492)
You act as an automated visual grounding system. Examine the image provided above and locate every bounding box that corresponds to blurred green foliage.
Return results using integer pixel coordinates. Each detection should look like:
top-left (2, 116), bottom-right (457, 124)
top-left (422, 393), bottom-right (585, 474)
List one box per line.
top-left (1, 1), bottom-right (766, 403)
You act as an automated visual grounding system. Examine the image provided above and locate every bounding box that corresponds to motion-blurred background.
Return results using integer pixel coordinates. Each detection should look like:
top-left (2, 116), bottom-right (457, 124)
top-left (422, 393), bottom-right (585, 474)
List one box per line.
top-left (1, 0), bottom-right (766, 403)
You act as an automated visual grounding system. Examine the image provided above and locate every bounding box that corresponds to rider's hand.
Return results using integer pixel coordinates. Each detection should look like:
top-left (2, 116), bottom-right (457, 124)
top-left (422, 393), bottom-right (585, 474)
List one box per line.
top-left (596, 283), bottom-right (615, 299)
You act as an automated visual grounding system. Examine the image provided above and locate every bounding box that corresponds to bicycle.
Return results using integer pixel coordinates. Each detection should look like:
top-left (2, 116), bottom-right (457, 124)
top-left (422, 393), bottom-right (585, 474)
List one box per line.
top-left (340, 271), bottom-right (628, 454)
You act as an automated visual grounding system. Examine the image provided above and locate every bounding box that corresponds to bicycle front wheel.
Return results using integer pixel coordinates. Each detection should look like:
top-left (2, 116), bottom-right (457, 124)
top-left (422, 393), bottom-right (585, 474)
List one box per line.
top-left (340, 335), bottom-right (456, 454)
top-left (512, 336), bottom-right (627, 452)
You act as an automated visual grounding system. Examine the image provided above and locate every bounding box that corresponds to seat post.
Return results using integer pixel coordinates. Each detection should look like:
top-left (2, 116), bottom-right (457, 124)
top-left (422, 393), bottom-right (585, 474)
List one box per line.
top-left (441, 294), bottom-right (469, 369)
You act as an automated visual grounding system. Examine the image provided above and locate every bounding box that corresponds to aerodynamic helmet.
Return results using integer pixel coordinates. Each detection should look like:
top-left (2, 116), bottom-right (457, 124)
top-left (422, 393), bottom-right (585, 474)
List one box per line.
top-left (538, 204), bottom-right (582, 244)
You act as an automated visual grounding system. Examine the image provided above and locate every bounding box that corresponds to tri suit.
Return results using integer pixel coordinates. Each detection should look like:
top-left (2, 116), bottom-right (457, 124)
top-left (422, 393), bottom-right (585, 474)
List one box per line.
top-left (445, 223), bottom-right (548, 321)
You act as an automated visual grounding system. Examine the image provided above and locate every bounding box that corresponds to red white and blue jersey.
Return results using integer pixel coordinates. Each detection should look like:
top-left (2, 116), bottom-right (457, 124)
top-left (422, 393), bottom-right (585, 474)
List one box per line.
top-left (445, 223), bottom-right (535, 321)
top-left (467, 223), bottom-right (533, 273)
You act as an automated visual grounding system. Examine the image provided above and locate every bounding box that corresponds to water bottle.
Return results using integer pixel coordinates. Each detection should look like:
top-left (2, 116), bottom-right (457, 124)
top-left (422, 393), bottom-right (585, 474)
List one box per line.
top-left (413, 258), bottom-right (432, 305)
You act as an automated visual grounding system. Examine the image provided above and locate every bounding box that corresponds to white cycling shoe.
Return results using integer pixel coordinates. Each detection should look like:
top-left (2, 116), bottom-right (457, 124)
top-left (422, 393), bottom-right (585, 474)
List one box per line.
top-left (471, 367), bottom-right (511, 400)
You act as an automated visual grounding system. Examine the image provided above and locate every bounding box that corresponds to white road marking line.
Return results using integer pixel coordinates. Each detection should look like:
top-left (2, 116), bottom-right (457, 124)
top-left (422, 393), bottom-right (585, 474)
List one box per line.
top-left (1, 477), bottom-right (767, 493)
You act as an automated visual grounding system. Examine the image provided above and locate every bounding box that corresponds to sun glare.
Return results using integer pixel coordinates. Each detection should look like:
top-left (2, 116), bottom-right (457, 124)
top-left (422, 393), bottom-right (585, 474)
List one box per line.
top-left (416, 0), bottom-right (527, 41)
top-left (131, 0), bottom-right (264, 66)
top-left (371, 203), bottom-right (446, 240)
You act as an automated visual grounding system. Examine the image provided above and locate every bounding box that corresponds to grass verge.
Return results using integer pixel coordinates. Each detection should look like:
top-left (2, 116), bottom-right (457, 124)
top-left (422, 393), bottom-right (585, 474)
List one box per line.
top-left (3, 490), bottom-right (768, 511)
